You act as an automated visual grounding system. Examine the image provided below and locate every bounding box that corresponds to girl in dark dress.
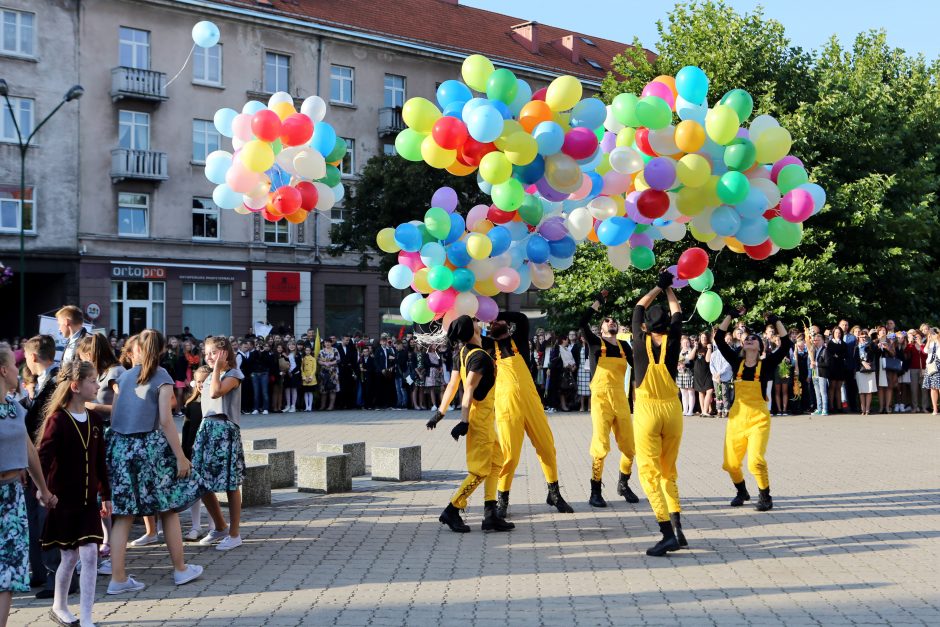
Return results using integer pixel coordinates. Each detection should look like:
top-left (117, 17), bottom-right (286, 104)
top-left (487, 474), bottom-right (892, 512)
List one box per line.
top-left (692, 333), bottom-right (714, 416)
top-left (826, 327), bottom-right (849, 414)
top-left (181, 367), bottom-right (208, 541)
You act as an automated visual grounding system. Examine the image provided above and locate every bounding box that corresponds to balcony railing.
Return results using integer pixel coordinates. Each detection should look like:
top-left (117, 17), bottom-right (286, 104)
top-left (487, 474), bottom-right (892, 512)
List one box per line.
top-left (111, 148), bottom-right (168, 182)
top-left (378, 107), bottom-right (405, 137)
top-left (111, 67), bottom-right (168, 102)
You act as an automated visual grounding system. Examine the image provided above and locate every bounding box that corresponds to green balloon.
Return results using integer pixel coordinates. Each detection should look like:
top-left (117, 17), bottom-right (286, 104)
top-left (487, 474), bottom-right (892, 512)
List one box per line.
top-left (612, 93), bottom-right (641, 127)
top-left (635, 96), bottom-right (672, 130)
top-left (418, 224), bottom-right (436, 245)
top-left (326, 136), bottom-right (347, 162)
top-left (394, 128), bottom-right (425, 162)
top-left (411, 298), bottom-right (434, 324)
top-left (776, 164), bottom-right (809, 194)
top-left (427, 266), bottom-right (454, 291)
top-left (492, 179), bottom-right (525, 211)
top-left (451, 267), bottom-right (475, 292)
top-left (696, 290), bottom-right (723, 322)
top-left (424, 206), bottom-right (451, 240)
top-left (320, 165), bottom-right (341, 187)
top-left (630, 246), bottom-right (655, 270)
top-left (716, 171), bottom-right (750, 205)
top-left (486, 68), bottom-right (518, 105)
top-left (723, 139), bottom-right (756, 171)
top-left (688, 268), bottom-right (715, 292)
top-left (719, 89), bottom-right (754, 123)
top-left (518, 194), bottom-right (543, 226)
top-left (768, 217), bottom-right (803, 249)
top-left (271, 139), bottom-right (283, 156)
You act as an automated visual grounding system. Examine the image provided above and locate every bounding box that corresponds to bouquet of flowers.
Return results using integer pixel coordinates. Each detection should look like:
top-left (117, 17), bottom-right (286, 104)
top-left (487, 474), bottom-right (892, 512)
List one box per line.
top-left (0, 263), bottom-right (12, 287)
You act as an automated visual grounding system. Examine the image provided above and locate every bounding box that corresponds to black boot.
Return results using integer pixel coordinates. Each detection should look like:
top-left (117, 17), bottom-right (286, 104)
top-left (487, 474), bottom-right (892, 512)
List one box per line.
top-left (546, 482), bottom-right (575, 513)
top-left (755, 487), bottom-right (773, 512)
top-left (730, 481), bottom-right (750, 507)
top-left (439, 503), bottom-right (470, 533)
top-left (589, 479), bottom-right (607, 507)
top-left (616, 472), bottom-right (640, 504)
top-left (646, 521), bottom-right (680, 556)
top-left (482, 501), bottom-right (515, 531)
top-left (670, 512), bottom-right (688, 548)
top-left (496, 491), bottom-right (510, 519)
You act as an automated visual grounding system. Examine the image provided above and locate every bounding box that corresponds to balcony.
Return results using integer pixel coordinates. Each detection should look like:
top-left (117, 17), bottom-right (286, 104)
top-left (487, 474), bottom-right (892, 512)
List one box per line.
top-left (111, 67), bottom-right (168, 102)
top-left (378, 107), bottom-right (405, 137)
top-left (111, 148), bottom-right (168, 182)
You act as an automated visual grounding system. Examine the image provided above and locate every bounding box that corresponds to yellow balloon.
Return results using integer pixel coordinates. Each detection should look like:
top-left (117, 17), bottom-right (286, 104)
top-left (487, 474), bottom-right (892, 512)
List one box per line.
top-left (413, 268), bottom-right (431, 293)
top-left (240, 140), bottom-right (275, 173)
top-left (402, 97), bottom-right (442, 134)
top-left (616, 127), bottom-right (636, 147)
top-left (474, 277), bottom-right (500, 297)
top-left (705, 104), bottom-right (739, 145)
top-left (633, 170), bottom-right (650, 191)
top-left (495, 120), bottom-right (525, 150)
top-left (674, 119), bottom-right (706, 153)
top-left (676, 153), bottom-right (711, 188)
top-left (724, 236), bottom-right (746, 253)
top-left (552, 111), bottom-right (572, 132)
top-left (690, 224), bottom-right (715, 243)
top-left (544, 153), bottom-right (582, 192)
top-left (271, 101), bottom-right (296, 121)
top-left (704, 175), bottom-right (722, 208)
top-left (466, 233), bottom-right (493, 259)
top-left (595, 154), bottom-right (612, 176)
top-left (376, 227), bottom-right (400, 253)
top-left (545, 75), bottom-right (583, 112)
top-left (420, 135), bottom-right (456, 169)
top-left (503, 133), bottom-right (538, 165)
top-left (754, 126), bottom-right (793, 164)
top-left (612, 194), bottom-right (626, 216)
top-left (676, 186), bottom-right (707, 216)
top-left (479, 151), bottom-right (512, 184)
top-left (461, 54), bottom-right (495, 92)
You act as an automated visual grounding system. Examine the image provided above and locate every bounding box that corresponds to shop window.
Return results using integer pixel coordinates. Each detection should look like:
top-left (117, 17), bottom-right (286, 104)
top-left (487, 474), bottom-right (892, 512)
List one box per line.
top-left (182, 282), bottom-right (231, 338)
top-left (111, 279), bottom-right (164, 335)
top-left (324, 284), bottom-right (363, 338)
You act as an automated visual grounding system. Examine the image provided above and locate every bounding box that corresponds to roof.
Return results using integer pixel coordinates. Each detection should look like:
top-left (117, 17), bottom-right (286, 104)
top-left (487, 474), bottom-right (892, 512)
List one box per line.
top-left (207, 0), bottom-right (653, 82)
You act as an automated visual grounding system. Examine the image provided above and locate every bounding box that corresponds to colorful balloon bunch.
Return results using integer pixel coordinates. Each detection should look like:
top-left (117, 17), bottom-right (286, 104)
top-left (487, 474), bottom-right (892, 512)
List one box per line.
top-left (203, 93), bottom-right (345, 223)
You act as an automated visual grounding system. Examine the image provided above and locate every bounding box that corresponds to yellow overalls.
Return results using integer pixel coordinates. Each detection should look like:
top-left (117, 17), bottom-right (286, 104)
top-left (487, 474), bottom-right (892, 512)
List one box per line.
top-left (450, 347), bottom-right (504, 510)
top-left (589, 341), bottom-right (635, 480)
top-left (493, 339), bottom-right (560, 491)
top-left (722, 359), bottom-right (771, 490)
top-left (633, 335), bottom-right (684, 523)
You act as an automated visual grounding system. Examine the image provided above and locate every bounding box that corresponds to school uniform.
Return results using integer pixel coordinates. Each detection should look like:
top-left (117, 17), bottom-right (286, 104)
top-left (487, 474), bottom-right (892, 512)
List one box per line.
top-left (0, 400), bottom-right (31, 593)
top-left (192, 369), bottom-right (245, 493)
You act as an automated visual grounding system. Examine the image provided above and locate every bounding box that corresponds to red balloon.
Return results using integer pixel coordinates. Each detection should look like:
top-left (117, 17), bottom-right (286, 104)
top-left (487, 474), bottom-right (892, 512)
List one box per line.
top-left (637, 189), bottom-right (669, 219)
top-left (251, 110), bottom-right (282, 143)
top-left (744, 239), bottom-right (773, 260)
top-left (280, 113), bottom-right (314, 147)
top-left (531, 87), bottom-right (547, 101)
top-left (432, 116), bottom-right (469, 151)
top-left (762, 207), bottom-right (779, 220)
top-left (677, 247), bottom-right (709, 279)
top-left (459, 138), bottom-right (496, 166)
top-left (261, 208), bottom-right (280, 222)
top-left (272, 185), bottom-right (302, 215)
top-left (487, 205), bottom-right (516, 224)
top-left (634, 128), bottom-right (657, 157)
top-left (295, 181), bottom-right (319, 210)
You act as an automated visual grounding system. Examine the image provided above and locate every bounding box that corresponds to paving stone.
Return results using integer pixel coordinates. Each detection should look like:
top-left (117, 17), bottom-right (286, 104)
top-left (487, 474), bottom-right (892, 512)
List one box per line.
top-left (371, 444), bottom-right (421, 481)
top-left (317, 441), bottom-right (366, 476)
top-left (244, 449), bottom-right (296, 488)
top-left (297, 452), bottom-right (351, 493)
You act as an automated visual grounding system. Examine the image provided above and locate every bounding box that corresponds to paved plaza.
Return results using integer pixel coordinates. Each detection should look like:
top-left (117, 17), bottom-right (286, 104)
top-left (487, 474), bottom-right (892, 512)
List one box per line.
top-left (10, 410), bottom-right (940, 626)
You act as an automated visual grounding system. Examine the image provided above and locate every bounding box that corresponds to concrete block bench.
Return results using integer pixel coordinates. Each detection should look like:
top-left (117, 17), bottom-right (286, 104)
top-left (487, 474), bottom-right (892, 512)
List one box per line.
top-left (240, 463), bottom-right (271, 507)
top-left (297, 453), bottom-right (351, 494)
top-left (243, 438), bottom-right (277, 451)
top-left (244, 450), bottom-right (295, 489)
top-left (371, 445), bottom-right (421, 481)
top-left (317, 442), bottom-right (366, 477)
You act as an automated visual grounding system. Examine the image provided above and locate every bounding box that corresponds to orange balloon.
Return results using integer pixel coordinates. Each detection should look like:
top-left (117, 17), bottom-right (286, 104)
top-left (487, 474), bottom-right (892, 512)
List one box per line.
top-left (519, 100), bottom-right (553, 133)
top-left (444, 259), bottom-right (457, 270)
top-left (724, 236), bottom-right (745, 253)
top-left (284, 208), bottom-right (308, 224)
top-left (653, 75), bottom-right (678, 99)
top-left (587, 228), bottom-right (599, 243)
top-left (264, 200), bottom-right (284, 218)
top-left (271, 101), bottom-right (296, 121)
top-left (675, 120), bottom-right (706, 153)
top-left (446, 160), bottom-right (477, 176)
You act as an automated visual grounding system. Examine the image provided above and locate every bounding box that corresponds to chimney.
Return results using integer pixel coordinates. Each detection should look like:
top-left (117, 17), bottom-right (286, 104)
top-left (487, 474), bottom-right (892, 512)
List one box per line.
top-left (551, 34), bottom-right (580, 64)
top-left (511, 21), bottom-right (540, 54)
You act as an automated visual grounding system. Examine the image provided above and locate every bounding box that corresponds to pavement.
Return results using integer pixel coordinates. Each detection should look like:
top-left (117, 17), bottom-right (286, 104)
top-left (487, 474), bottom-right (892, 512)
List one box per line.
top-left (9, 410), bottom-right (940, 626)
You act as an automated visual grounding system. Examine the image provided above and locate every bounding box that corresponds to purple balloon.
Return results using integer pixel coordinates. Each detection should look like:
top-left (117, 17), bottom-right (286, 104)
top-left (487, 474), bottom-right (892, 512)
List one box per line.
top-left (644, 157), bottom-right (676, 191)
top-left (476, 295), bottom-right (499, 322)
top-left (535, 177), bottom-right (568, 202)
top-left (431, 186), bottom-right (459, 213)
top-left (666, 264), bottom-right (689, 289)
top-left (539, 216), bottom-right (568, 241)
top-left (736, 128), bottom-right (750, 139)
top-left (600, 131), bottom-right (617, 154)
top-left (629, 233), bottom-right (653, 249)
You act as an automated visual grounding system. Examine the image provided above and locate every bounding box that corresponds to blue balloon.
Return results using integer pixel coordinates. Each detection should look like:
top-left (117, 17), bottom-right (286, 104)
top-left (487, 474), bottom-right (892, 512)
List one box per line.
top-left (487, 225), bottom-right (511, 256)
top-left (400, 292), bottom-right (423, 322)
top-left (533, 121), bottom-right (565, 156)
top-left (508, 241), bottom-right (527, 267)
top-left (491, 100), bottom-right (512, 120)
top-left (461, 98), bottom-right (490, 119)
top-left (442, 101), bottom-right (466, 120)
top-left (476, 175), bottom-right (493, 196)
top-left (548, 235), bottom-right (576, 258)
top-left (512, 263), bottom-right (532, 294)
top-left (241, 100), bottom-right (265, 115)
top-left (675, 95), bottom-right (707, 124)
top-left (452, 268), bottom-right (476, 292)
top-left (213, 108), bottom-right (237, 138)
top-left (526, 235), bottom-right (551, 264)
top-left (310, 122), bottom-right (337, 156)
top-left (736, 216), bottom-right (769, 246)
top-left (676, 66), bottom-right (709, 103)
top-left (736, 188), bottom-right (768, 219)
top-left (509, 79), bottom-right (532, 116)
top-left (331, 182), bottom-right (345, 203)
top-left (596, 216), bottom-right (636, 247)
top-left (212, 183), bottom-right (242, 210)
top-left (550, 254), bottom-right (575, 270)
top-left (710, 205), bottom-right (742, 237)
top-left (394, 223), bottom-right (422, 252)
top-left (437, 80), bottom-right (473, 109)
top-left (466, 105), bottom-right (504, 143)
top-left (204, 152), bottom-right (231, 185)
top-left (587, 172), bottom-right (604, 198)
top-left (505, 221), bottom-right (529, 241)
top-left (446, 240), bottom-right (472, 267)
top-left (577, 148), bottom-right (603, 172)
top-left (569, 98), bottom-right (607, 129)
top-left (799, 182), bottom-right (827, 214)
top-left (192, 21), bottom-right (220, 48)
top-left (444, 212), bottom-right (465, 244)
top-left (514, 155), bottom-right (545, 185)
top-left (420, 242), bottom-right (445, 268)
top-left (388, 265), bottom-right (414, 290)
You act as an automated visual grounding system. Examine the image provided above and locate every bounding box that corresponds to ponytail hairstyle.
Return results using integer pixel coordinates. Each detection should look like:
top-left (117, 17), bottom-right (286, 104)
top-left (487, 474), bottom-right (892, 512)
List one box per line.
top-left (136, 329), bottom-right (166, 384)
top-left (37, 360), bottom-right (97, 444)
top-left (205, 335), bottom-right (237, 371)
top-left (119, 335), bottom-right (138, 370)
top-left (77, 332), bottom-right (118, 375)
top-left (185, 365), bottom-right (211, 406)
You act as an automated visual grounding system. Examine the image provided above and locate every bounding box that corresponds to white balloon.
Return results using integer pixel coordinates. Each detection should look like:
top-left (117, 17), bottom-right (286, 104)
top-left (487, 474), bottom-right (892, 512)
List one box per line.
top-left (301, 96), bottom-right (328, 123)
top-left (232, 136), bottom-right (246, 151)
top-left (331, 183), bottom-right (345, 203)
top-left (608, 146), bottom-right (644, 174)
top-left (468, 258), bottom-right (496, 280)
top-left (607, 243), bottom-right (631, 271)
top-left (565, 206), bottom-right (592, 240)
top-left (275, 146), bottom-right (303, 172)
top-left (691, 209), bottom-right (714, 233)
top-left (243, 192), bottom-right (269, 210)
top-left (549, 255), bottom-right (574, 270)
top-left (313, 182), bottom-right (335, 211)
top-left (603, 105), bottom-right (625, 133)
top-left (660, 220), bottom-right (687, 242)
top-left (706, 235), bottom-right (726, 251)
top-left (588, 196), bottom-right (617, 220)
top-left (268, 91), bottom-right (293, 107)
top-left (293, 149), bottom-right (326, 180)
top-left (454, 292), bottom-right (479, 317)
top-left (750, 178), bottom-right (781, 209)
top-left (748, 114), bottom-right (779, 142)
top-left (529, 262), bottom-right (555, 289)
top-left (648, 126), bottom-right (679, 156)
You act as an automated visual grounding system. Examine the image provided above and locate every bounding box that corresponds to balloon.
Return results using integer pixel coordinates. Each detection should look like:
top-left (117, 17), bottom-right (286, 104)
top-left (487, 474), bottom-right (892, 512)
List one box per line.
top-left (545, 75), bottom-right (583, 112)
top-left (250, 110), bottom-right (281, 142)
top-left (561, 127), bottom-right (599, 160)
top-left (493, 267), bottom-right (521, 292)
top-left (776, 164), bottom-right (809, 194)
top-left (688, 268), bottom-right (714, 292)
top-left (768, 216), bottom-right (803, 249)
top-left (637, 189), bottom-right (669, 219)
top-left (744, 239), bottom-right (773, 260)
top-left (570, 98), bottom-right (607, 129)
top-left (716, 171), bottom-right (750, 205)
top-left (779, 188), bottom-right (814, 223)
top-left (399, 293), bottom-right (423, 322)
top-left (432, 116), bottom-right (469, 150)
top-left (710, 205), bottom-right (742, 237)
top-left (240, 140), bottom-right (275, 173)
top-left (311, 121), bottom-right (337, 156)
top-left (204, 150), bottom-right (232, 185)
top-left (529, 262), bottom-right (555, 289)
top-left (642, 81), bottom-right (676, 110)
top-left (735, 216), bottom-right (770, 246)
top-left (279, 113), bottom-right (314, 147)
top-left (526, 236), bottom-right (550, 264)
top-left (479, 151), bottom-right (512, 184)
top-left (770, 155), bottom-right (804, 181)
top-left (271, 185), bottom-right (302, 215)
top-left (192, 21), bottom-right (220, 48)
top-left (635, 96), bottom-right (672, 130)
top-left (427, 266), bottom-right (454, 291)
top-left (487, 225), bottom-right (511, 256)
top-left (213, 108), bottom-right (237, 138)
top-left (394, 128), bottom-right (425, 162)
top-left (723, 138), bottom-right (757, 171)
top-left (465, 105), bottom-right (504, 143)
top-left (376, 228), bottom-right (400, 253)
top-left (675, 66), bottom-right (709, 103)
top-left (674, 119), bottom-right (705, 153)
top-left (754, 126), bottom-right (792, 164)
top-left (705, 104), bottom-right (739, 145)
top-left (491, 179), bottom-right (525, 211)
top-left (736, 187), bottom-right (769, 219)
top-left (596, 216), bottom-right (636, 247)
top-left (749, 114), bottom-right (779, 141)
top-left (544, 153), bottom-right (583, 192)
top-left (644, 157), bottom-right (677, 191)
top-left (517, 195), bottom-right (543, 226)
top-left (424, 206), bottom-right (451, 240)
top-left (394, 223), bottom-right (422, 252)
top-left (411, 298), bottom-right (435, 324)
top-left (566, 206), bottom-right (593, 240)
top-left (466, 232), bottom-right (493, 259)
top-left (611, 93), bottom-right (641, 127)
top-left (437, 80), bottom-right (473, 109)
top-left (486, 68), bottom-right (518, 104)
top-left (548, 235), bottom-right (576, 258)
top-left (608, 146), bottom-right (645, 174)
top-left (607, 243), bottom-right (631, 270)
top-left (677, 247), bottom-right (708, 279)
top-left (402, 97), bottom-right (441, 134)
top-left (300, 96), bottom-right (327, 123)
top-left (427, 289), bottom-right (457, 314)
top-left (630, 246), bottom-right (655, 270)
top-left (719, 89), bottom-right (754, 123)
top-left (420, 135), bottom-right (456, 169)
top-left (446, 240), bottom-right (471, 267)
top-left (696, 290), bottom-right (722, 322)
top-left (475, 295), bottom-right (499, 322)
top-left (388, 264), bottom-right (413, 290)
top-left (461, 54), bottom-right (495, 92)
top-left (588, 196), bottom-right (618, 220)
top-left (800, 182), bottom-right (827, 213)
top-left (212, 184), bottom-right (242, 210)
top-left (660, 219), bottom-right (687, 242)
top-left (676, 153), bottom-right (711, 188)
top-left (676, 95), bottom-right (708, 124)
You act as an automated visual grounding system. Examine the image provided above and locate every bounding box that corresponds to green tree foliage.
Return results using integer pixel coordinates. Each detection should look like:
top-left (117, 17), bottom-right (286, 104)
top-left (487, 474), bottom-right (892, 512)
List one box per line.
top-left (545, 0), bottom-right (940, 331)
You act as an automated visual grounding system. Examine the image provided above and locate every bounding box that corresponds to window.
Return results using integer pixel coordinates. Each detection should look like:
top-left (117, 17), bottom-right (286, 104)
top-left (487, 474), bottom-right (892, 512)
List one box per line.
top-left (340, 138), bottom-right (355, 176)
top-left (1, 9), bottom-right (34, 57)
top-left (382, 144), bottom-right (397, 156)
top-left (330, 204), bottom-right (345, 223)
top-left (330, 65), bottom-right (354, 105)
top-left (111, 280), bottom-right (164, 335)
top-left (118, 192), bottom-right (148, 237)
top-left (193, 43), bottom-right (222, 86)
top-left (263, 219), bottom-right (290, 245)
top-left (118, 27), bottom-right (149, 69)
top-left (585, 59), bottom-right (603, 71)
top-left (118, 110), bottom-right (150, 150)
top-left (324, 284), bottom-right (364, 338)
top-left (264, 52), bottom-right (290, 93)
top-left (191, 119), bottom-right (220, 163)
top-left (1, 97), bottom-right (33, 143)
top-left (0, 185), bottom-right (34, 233)
top-left (192, 197), bottom-right (219, 240)
top-left (579, 36), bottom-right (597, 46)
top-left (182, 282), bottom-right (232, 338)
top-left (384, 74), bottom-right (405, 108)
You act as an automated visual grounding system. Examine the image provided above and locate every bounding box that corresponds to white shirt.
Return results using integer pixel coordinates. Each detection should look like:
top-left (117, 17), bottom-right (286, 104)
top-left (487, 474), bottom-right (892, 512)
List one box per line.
top-left (709, 343), bottom-right (733, 382)
top-left (560, 345), bottom-right (575, 367)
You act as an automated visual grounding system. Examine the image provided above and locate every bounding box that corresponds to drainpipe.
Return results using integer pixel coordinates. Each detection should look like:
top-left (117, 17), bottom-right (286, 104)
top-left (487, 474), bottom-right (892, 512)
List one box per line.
top-left (313, 35), bottom-right (323, 265)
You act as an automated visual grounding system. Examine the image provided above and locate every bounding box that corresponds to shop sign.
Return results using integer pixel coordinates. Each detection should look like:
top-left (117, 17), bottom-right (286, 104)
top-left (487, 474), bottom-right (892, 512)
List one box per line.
top-left (267, 272), bottom-right (300, 302)
top-left (111, 265), bottom-right (166, 280)
top-left (84, 303), bottom-right (101, 320)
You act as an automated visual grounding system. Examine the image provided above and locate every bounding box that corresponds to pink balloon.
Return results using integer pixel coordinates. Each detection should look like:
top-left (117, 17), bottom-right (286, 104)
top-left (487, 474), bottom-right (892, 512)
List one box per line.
top-left (442, 310), bottom-right (459, 330)
top-left (642, 81), bottom-right (676, 110)
top-left (493, 267), bottom-right (521, 293)
top-left (561, 127), bottom-right (599, 160)
top-left (746, 166), bottom-right (772, 181)
top-left (779, 189), bottom-right (814, 223)
top-left (476, 295), bottom-right (499, 322)
top-left (466, 204), bottom-right (489, 230)
top-left (231, 113), bottom-right (254, 141)
top-left (398, 251), bottom-right (424, 271)
top-left (427, 288), bottom-right (457, 313)
top-left (567, 174), bottom-right (593, 201)
top-left (225, 161), bottom-right (261, 193)
top-left (601, 171), bottom-right (631, 196)
top-left (771, 156), bottom-right (803, 182)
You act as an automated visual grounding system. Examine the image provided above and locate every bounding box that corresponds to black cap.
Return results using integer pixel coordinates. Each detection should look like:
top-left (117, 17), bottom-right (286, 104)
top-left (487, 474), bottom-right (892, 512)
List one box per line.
top-left (447, 315), bottom-right (475, 344)
top-left (645, 304), bottom-right (670, 333)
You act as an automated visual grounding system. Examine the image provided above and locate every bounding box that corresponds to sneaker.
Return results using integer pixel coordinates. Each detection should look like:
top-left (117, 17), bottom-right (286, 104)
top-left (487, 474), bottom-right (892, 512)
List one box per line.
top-left (97, 558), bottom-right (112, 576)
top-left (251, 410), bottom-right (259, 415)
top-left (107, 576), bottom-right (146, 595)
top-left (129, 533), bottom-right (159, 547)
top-left (184, 528), bottom-right (202, 542)
top-left (262, 410), bottom-right (269, 415)
top-left (430, 405), bottom-right (438, 412)
top-left (216, 535), bottom-right (243, 551)
top-left (821, 411), bottom-right (829, 416)
top-left (198, 527), bottom-right (229, 546)
top-left (173, 564), bottom-right (203, 586)
top-left (812, 410), bottom-right (821, 415)
top-left (287, 406), bottom-right (295, 413)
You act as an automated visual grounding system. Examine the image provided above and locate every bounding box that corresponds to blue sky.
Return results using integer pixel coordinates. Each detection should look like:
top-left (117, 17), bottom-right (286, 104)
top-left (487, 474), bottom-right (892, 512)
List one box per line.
top-left (462, 0), bottom-right (939, 58)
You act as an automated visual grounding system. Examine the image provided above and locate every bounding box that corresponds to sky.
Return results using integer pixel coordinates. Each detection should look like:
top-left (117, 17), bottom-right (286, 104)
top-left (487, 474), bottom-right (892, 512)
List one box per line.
top-left (461, 0), bottom-right (940, 58)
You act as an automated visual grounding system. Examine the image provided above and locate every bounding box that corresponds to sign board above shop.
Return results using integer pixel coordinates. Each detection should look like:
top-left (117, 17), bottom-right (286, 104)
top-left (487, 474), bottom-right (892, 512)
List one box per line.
top-left (111, 265), bottom-right (166, 280)
top-left (266, 272), bottom-right (300, 302)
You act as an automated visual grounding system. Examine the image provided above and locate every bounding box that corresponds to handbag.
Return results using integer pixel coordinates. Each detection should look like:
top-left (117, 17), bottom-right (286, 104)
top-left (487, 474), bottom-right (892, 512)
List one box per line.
top-left (560, 370), bottom-right (575, 391)
top-left (883, 357), bottom-right (903, 372)
top-left (927, 348), bottom-right (939, 375)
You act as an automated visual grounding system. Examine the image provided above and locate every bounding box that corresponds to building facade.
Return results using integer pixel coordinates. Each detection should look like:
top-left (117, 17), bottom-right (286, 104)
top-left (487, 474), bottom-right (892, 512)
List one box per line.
top-left (1, 0), bottom-right (635, 339)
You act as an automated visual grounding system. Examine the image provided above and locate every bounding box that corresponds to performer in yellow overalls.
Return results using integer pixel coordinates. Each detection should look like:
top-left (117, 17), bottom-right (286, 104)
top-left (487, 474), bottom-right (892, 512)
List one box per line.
top-left (428, 315), bottom-right (513, 533)
top-left (714, 307), bottom-right (791, 512)
top-left (632, 271), bottom-right (687, 556)
top-left (580, 294), bottom-right (639, 507)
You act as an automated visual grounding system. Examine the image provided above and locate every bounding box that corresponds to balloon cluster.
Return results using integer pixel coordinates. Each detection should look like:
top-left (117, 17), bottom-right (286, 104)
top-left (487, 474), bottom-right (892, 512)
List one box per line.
top-left (203, 93), bottom-right (345, 223)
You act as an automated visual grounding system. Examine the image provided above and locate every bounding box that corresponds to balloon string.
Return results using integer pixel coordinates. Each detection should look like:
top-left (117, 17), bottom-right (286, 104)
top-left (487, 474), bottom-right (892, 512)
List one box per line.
top-left (165, 43), bottom-right (196, 88)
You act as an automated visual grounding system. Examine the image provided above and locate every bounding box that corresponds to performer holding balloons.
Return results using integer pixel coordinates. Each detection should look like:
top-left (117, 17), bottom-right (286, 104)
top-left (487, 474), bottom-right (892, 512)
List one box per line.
top-left (714, 307), bottom-right (791, 512)
top-left (632, 271), bottom-right (687, 557)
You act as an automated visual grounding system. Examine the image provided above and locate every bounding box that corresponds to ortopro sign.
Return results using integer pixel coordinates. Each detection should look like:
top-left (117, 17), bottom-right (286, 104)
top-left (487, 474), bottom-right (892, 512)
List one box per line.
top-left (110, 265), bottom-right (166, 279)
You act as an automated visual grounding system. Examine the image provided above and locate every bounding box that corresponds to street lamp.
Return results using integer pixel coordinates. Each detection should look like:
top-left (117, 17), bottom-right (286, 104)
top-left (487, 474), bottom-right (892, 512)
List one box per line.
top-left (0, 78), bottom-right (83, 336)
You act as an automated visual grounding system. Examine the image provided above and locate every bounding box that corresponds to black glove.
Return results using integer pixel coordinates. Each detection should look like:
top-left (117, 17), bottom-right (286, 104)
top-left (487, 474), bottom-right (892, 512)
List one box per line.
top-left (764, 312), bottom-right (780, 327)
top-left (450, 421), bottom-right (469, 441)
top-left (597, 289), bottom-right (610, 303)
top-left (426, 410), bottom-right (444, 430)
top-left (656, 270), bottom-right (673, 290)
top-left (723, 303), bottom-right (746, 318)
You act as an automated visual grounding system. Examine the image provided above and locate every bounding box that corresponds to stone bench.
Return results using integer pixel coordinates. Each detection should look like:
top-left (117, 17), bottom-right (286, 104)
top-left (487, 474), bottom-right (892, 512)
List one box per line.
top-left (244, 450), bottom-right (295, 489)
top-left (371, 445), bottom-right (421, 481)
top-left (317, 442), bottom-right (366, 477)
top-left (240, 463), bottom-right (271, 507)
top-left (298, 453), bottom-right (351, 494)
top-left (243, 438), bottom-right (277, 451)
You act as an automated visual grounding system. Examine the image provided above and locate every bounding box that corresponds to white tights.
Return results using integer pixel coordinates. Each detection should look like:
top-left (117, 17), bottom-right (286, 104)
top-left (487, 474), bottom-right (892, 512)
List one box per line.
top-left (304, 392), bottom-right (313, 411)
top-left (189, 501), bottom-right (203, 531)
top-left (54, 543), bottom-right (97, 627)
top-left (681, 388), bottom-right (696, 415)
top-left (285, 387), bottom-right (297, 409)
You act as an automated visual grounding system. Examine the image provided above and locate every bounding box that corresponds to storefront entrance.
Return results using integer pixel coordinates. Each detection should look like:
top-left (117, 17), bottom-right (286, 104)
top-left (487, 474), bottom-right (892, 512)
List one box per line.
top-left (111, 280), bottom-right (165, 335)
top-left (266, 303), bottom-right (295, 335)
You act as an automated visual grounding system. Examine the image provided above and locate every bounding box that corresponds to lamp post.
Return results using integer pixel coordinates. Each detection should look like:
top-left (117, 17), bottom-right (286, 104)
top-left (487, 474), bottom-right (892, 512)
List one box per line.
top-left (0, 79), bottom-right (83, 336)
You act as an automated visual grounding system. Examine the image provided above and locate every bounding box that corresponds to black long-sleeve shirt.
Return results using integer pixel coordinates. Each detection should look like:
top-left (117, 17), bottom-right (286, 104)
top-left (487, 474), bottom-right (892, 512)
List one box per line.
top-left (632, 305), bottom-right (683, 387)
top-left (579, 306), bottom-right (634, 367)
top-left (715, 329), bottom-right (792, 400)
top-left (482, 311), bottom-right (531, 367)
